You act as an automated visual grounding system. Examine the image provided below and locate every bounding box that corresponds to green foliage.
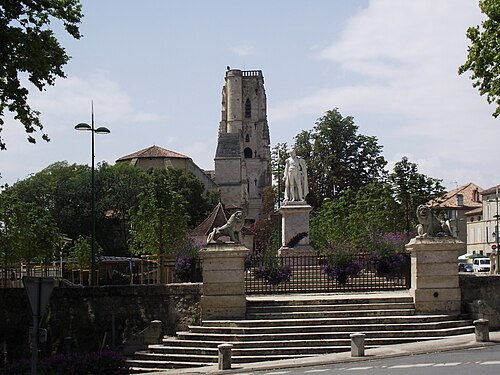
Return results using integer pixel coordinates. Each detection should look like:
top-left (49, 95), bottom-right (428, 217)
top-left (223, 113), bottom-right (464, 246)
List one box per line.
top-left (311, 181), bottom-right (399, 251)
top-left (459, 0), bottom-right (500, 117)
top-left (253, 186), bottom-right (280, 253)
top-left (95, 162), bottom-right (149, 255)
top-left (271, 143), bottom-right (289, 201)
top-left (389, 156), bottom-right (445, 232)
top-left (254, 254), bottom-right (291, 285)
top-left (293, 108), bottom-right (387, 208)
top-left (0, 191), bottom-right (60, 265)
top-left (158, 167), bottom-right (215, 228)
top-left (0, 0), bottom-right (83, 150)
top-left (320, 240), bottom-right (363, 285)
top-left (69, 235), bottom-right (100, 270)
top-left (129, 169), bottom-right (189, 257)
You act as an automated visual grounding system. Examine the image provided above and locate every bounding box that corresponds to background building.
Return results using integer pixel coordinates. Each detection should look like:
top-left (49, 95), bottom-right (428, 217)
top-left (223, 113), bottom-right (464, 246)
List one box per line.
top-left (466, 184), bottom-right (500, 257)
top-left (429, 182), bottom-right (482, 244)
top-left (214, 69), bottom-right (272, 223)
top-left (116, 145), bottom-right (217, 191)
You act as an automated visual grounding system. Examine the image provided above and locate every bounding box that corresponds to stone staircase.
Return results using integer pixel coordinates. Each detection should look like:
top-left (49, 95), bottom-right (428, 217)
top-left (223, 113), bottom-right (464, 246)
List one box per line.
top-left (127, 292), bottom-right (474, 372)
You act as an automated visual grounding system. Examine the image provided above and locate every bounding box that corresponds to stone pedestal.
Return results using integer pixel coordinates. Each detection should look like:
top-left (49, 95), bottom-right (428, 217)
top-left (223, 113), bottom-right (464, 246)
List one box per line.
top-left (200, 243), bottom-right (249, 320)
top-left (278, 202), bottom-right (315, 264)
top-left (405, 236), bottom-right (463, 315)
top-left (279, 202), bottom-right (314, 251)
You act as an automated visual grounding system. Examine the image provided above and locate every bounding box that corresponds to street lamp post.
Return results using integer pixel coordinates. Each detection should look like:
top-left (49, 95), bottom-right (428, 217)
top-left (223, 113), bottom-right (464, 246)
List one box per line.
top-left (75, 101), bottom-right (110, 286)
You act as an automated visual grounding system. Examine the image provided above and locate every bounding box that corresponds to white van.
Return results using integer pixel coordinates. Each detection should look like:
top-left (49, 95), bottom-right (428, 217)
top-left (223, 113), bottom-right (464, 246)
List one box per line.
top-left (472, 258), bottom-right (490, 272)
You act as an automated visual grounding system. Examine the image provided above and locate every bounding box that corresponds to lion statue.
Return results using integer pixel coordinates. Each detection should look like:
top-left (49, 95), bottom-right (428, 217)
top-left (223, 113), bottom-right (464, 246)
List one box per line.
top-left (207, 210), bottom-right (245, 244)
top-left (416, 205), bottom-right (452, 237)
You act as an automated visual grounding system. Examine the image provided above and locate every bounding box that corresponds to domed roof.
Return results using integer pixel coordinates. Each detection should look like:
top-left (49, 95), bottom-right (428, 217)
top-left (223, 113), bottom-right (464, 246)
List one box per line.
top-left (116, 145), bottom-right (189, 162)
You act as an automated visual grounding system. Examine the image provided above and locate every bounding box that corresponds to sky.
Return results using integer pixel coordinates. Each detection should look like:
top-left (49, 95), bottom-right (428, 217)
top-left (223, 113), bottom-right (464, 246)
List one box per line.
top-left (0, 0), bottom-right (498, 191)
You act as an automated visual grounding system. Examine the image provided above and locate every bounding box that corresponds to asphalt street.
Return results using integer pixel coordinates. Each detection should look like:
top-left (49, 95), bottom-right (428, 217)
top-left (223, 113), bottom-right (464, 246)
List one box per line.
top-left (244, 345), bottom-right (500, 375)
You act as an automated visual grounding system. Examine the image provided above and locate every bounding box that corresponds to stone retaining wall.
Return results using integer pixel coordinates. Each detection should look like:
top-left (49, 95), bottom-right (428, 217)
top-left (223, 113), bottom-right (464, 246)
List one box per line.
top-left (0, 283), bottom-right (201, 365)
top-left (460, 274), bottom-right (500, 329)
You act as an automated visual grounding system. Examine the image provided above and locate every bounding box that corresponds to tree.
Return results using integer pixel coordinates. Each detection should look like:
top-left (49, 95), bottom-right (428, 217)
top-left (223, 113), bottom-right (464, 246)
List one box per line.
top-left (69, 235), bottom-right (102, 285)
top-left (95, 162), bottom-right (149, 255)
top-left (0, 0), bottom-right (83, 149)
top-left (0, 192), bottom-right (60, 270)
top-left (388, 156), bottom-right (445, 233)
top-left (459, 0), bottom-right (500, 118)
top-left (157, 167), bottom-right (216, 228)
top-left (310, 182), bottom-right (400, 251)
top-left (294, 108), bottom-right (387, 208)
top-left (129, 168), bottom-right (189, 260)
top-left (271, 143), bottom-right (289, 202)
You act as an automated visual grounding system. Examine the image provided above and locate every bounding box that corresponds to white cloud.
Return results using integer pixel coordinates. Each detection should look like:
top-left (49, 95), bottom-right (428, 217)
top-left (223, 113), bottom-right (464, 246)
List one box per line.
top-left (231, 44), bottom-right (256, 56)
top-left (270, 0), bottom-right (500, 190)
top-left (0, 71), bottom-right (168, 185)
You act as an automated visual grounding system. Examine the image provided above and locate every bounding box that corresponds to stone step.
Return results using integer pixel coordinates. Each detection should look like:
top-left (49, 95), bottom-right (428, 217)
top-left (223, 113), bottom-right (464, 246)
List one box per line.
top-left (187, 320), bottom-right (472, 336)
top-left (128, 293), bottom-right (472, 370)
top-left (246, 296), bottom-right (414, 307)
top-left (246, 302), bottom-right (416, 313)
top-left (178, 325), bottom-right (474, 341)
top-left (200, 314), bottom-right (463, 328)
top-left (246, 308), bottom-right (415, 320)
top-left (126, 358), bottom-right (212, 369)
top-left (156, 336), bottom-right (441, 352)
top-left (131, 351), bottom-right (316, 364)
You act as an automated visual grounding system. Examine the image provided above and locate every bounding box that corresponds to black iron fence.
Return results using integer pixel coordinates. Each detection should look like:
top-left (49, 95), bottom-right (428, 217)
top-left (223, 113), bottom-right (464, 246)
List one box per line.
top-left (245, 253), bottom-right (411, 294)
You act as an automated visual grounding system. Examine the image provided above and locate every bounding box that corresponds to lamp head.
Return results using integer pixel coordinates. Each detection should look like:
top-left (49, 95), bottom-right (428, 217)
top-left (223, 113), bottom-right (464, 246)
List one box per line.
top-left (95, 127), bottom-right (111, 134)
top-left (74, 123), bottom-right (92, 131)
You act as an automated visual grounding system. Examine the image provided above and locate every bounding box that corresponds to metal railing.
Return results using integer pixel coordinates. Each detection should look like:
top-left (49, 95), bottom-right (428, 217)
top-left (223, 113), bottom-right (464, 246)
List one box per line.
top-left (245, 253), bottom-right (411, 294)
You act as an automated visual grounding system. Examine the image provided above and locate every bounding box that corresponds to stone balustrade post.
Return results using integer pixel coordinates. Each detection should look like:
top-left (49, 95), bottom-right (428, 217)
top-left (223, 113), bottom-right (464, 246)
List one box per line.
top-left (200, 243), bottom-right (249, 320)
top-left (405, 237), bottom-right (463, 314)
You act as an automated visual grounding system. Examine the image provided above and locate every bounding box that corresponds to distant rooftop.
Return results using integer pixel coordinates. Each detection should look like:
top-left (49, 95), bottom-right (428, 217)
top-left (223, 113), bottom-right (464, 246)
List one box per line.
top-left (116, 145), bottom-right (189, 162)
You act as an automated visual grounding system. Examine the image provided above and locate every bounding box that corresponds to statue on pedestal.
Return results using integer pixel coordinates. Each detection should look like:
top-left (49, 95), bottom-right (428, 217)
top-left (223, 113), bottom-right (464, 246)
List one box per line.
top-left (207, 210), bottom-right (245, 244)
top-left (416, 205), bottom-right (452, 237)
top-left (283, 150), bottom-right (309, 202)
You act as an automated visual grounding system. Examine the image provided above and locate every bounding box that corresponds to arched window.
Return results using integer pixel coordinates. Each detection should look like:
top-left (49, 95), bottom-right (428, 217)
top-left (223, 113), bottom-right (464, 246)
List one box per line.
top-left (245, 134), bottom-right (250, 142)
top-left (244, 147), bottom-right (253, 158)
top-left (245, 99), bottom-right (251, 118)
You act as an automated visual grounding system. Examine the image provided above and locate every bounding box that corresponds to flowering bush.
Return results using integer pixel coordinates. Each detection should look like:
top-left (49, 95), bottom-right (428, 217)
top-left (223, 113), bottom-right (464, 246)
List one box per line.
top-left (4, 351), bottom-right (129, 375)
top-left (321, 241), bottom-right (363, 285)
top-left (368, 232), bottom-right (408, 277)
top-left (254, 256), bottom-right (292, 285)
top-left (173, 256), bottom-right (193, 281)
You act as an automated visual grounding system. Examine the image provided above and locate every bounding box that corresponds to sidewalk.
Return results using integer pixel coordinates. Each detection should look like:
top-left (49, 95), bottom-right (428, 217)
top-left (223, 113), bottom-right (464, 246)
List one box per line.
top-left (145, 331), bottom-right (500, 374)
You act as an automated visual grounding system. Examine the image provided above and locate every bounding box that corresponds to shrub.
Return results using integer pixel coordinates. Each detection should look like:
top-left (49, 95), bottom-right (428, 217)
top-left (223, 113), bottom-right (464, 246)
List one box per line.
top-left (321, 240), bottom-right (363, 285)
top-left (3, 351), bottom-right (129, 375)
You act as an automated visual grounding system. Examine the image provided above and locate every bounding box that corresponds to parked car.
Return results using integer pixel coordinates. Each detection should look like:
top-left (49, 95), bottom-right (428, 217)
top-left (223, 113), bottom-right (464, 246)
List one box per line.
top-left (472, 258), bottom-right (490, 272)
top-left (458, 263), bottom-right (473, 272)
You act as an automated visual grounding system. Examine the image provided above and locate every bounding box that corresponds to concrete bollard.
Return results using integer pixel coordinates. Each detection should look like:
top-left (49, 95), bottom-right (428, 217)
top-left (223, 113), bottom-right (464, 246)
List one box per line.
top-left (218, 343), bottom-right (233, 370)
top-left (350, 333), bottom-right (365, 357)
top-left (473, 319), bottom-right (490, 342)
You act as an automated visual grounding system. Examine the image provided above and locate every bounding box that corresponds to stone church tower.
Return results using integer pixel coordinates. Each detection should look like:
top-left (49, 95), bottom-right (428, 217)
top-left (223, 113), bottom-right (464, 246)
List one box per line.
top-left (214, 69), bottom-right (272, 222)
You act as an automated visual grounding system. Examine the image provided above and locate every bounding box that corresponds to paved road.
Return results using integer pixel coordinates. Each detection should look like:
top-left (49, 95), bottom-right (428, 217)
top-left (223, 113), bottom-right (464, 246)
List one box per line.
top-left (238, 346), bottom-right (500, 375)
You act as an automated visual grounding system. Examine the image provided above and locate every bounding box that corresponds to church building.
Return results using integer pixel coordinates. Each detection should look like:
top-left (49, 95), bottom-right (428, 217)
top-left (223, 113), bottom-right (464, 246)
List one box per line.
top-left (214, 69), bottom-right (272, 222)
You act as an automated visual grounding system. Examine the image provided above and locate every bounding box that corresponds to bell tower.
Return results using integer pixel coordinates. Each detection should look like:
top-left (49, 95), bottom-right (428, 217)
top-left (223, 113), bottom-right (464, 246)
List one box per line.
top-left (214, 69), bottom-right (271, 222)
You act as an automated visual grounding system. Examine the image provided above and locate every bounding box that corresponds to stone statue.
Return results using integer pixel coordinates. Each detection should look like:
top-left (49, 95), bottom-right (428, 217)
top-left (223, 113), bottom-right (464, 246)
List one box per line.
top-left (283, 150), bottom-right (309, 202)
top-left (207, 210), bottom-right (245, 243)
top-left (416, 205), bottom-right (452, 237)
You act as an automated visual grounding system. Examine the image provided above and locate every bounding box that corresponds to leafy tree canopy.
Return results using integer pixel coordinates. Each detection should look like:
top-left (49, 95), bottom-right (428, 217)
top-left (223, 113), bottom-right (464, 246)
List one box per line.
top-left (388, 156), bottom-right (445, 233)
top-left (310, 181), bottom-right (399, 251)
top-left (0, 0), bottom-right (83, 149)
top-left (293, 108), bottom-right (387, 208)
top-left (459, 0), bottom-right (500, 117)
top-left (129, 168), bottom-right (189, 257)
